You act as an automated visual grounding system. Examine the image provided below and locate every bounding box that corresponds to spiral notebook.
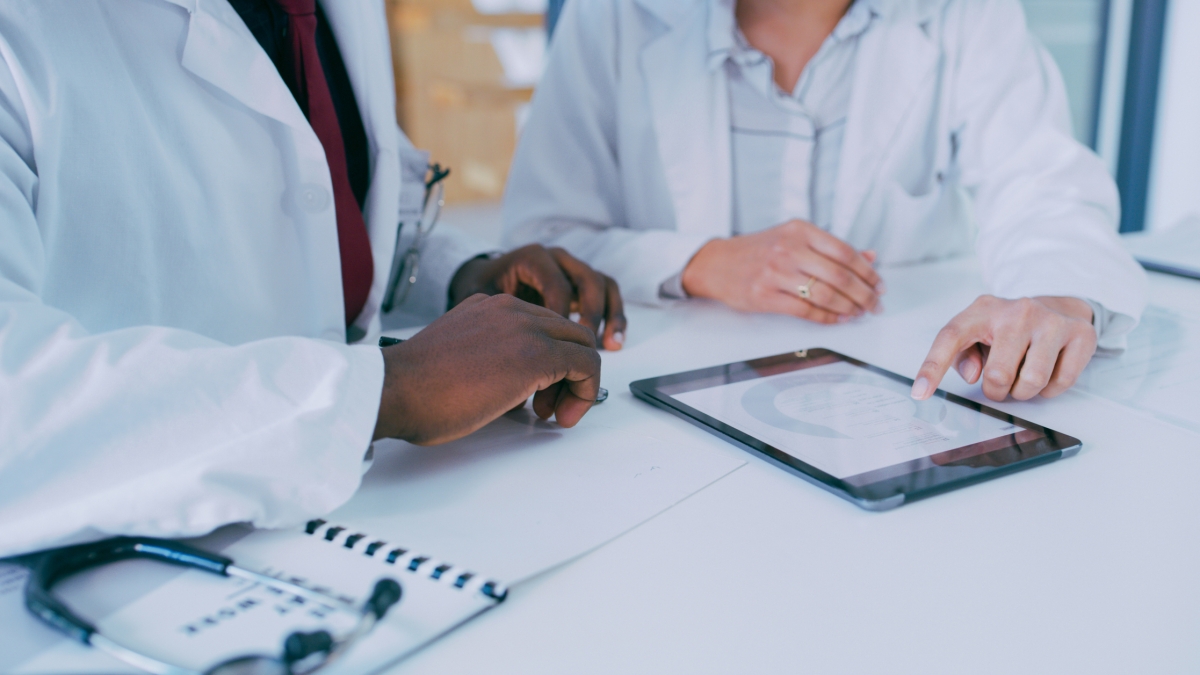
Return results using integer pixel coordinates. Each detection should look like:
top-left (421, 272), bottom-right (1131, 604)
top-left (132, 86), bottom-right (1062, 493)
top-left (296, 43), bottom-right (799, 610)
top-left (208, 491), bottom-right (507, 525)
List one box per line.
top-left (7, 416), bottom-right (746, 674)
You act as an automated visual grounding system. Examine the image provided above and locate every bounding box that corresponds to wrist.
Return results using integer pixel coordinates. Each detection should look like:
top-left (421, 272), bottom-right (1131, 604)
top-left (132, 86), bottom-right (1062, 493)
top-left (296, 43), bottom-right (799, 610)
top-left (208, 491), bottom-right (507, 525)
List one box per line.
top-left (681, 238), bottom-right (725, 298)
top-left (374, 344), bottom-right (414, 441)
top-left (448, 256), bottom-right (494, 309)
top-left (1036, 296), bottom-right (1093, 324)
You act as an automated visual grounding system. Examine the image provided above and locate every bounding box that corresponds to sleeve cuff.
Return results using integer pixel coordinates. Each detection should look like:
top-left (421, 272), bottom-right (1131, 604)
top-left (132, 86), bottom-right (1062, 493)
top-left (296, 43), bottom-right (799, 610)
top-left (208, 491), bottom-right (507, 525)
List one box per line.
top-left (386, 226), bottom-right (494, 321)
top-left (658, 271), bottom-right (689, 300)
top-left (1084, 297), bottom-right (1136, 356)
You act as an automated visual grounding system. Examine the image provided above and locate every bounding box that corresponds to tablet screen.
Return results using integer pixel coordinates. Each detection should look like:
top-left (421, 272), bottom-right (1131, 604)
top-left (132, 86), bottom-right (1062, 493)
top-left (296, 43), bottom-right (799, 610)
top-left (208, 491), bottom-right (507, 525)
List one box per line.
top-left (670, 357), bottom-right (1041, 484)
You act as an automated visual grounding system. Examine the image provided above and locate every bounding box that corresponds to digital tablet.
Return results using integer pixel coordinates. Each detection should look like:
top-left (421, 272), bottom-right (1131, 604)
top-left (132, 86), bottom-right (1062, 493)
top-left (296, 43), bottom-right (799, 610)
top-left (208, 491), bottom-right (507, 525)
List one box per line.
top-left (630, 349), bottom-right (1081, 511)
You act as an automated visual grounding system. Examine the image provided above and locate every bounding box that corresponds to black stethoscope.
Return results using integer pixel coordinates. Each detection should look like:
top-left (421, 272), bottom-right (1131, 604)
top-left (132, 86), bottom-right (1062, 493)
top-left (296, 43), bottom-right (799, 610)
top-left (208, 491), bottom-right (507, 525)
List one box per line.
top-left (19, 536), bottom-right (402, 675)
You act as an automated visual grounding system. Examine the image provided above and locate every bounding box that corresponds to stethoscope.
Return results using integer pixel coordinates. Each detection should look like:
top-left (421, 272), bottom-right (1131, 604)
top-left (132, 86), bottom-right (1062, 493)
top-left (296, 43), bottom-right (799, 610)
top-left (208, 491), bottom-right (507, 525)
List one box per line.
top-left (18, 536), bottom-right (402, 675)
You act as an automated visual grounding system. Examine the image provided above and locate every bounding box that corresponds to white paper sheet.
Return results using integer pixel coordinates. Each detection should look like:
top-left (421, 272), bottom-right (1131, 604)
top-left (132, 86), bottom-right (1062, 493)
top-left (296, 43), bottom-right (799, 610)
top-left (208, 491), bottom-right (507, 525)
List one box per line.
top-left (8, 412), bottom-right (744, 674)
top-left (1075, 304), bottom-right (1200, 433)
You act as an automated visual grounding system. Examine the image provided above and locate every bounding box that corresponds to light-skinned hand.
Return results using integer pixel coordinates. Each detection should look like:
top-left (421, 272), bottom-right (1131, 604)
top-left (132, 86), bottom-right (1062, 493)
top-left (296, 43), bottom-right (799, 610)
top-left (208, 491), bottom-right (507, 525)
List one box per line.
top-left (912, 295), bottom-right (1097, 402)
top-left (681, 219), bottom-right (884, 323)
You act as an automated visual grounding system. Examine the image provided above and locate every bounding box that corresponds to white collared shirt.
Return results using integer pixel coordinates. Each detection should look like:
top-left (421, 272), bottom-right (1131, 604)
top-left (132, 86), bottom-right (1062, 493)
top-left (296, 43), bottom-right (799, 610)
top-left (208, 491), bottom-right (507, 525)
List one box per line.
top-left (715, 0), bottom-right (874, 235)
top-left (659, 0), bottom-right (873, 298)
top-left (660, 0), bottom-right (1121, 344)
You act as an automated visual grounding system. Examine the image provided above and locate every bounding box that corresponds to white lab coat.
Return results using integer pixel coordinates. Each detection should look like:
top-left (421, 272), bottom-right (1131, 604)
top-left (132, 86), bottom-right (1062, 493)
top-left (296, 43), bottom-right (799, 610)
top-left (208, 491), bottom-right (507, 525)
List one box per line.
top-left (503, 0), bottom-right (1147, 337)
top-left (0, 0), bottom-right (486, 557)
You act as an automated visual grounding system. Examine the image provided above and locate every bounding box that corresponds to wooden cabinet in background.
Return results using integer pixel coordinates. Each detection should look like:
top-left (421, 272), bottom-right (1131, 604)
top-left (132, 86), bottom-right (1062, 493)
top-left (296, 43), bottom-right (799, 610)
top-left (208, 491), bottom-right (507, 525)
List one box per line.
top-left (386, 0), bottom-right (545, 204)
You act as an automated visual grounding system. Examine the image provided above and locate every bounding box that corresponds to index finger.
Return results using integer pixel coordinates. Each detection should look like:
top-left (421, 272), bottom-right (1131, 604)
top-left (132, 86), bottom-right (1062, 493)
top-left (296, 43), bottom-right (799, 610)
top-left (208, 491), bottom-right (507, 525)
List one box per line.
top-left (532, 314), bottom-right (598, 350)
top-left (531, 341), bottom-right (601, 426)
top-left (600, 275), bottom-right (627, 351)
top-left (912, 318), bottom-right (986, 400)
top-left (513, 246), bottom-right (574, 317)
top-left (549, 247), bottom-right (606, 337)
top-left (806, 229), bottom-right (883, 290)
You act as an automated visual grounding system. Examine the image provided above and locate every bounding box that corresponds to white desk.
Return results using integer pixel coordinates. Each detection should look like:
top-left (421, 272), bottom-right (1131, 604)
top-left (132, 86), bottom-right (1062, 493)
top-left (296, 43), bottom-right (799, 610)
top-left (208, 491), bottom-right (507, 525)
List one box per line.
top-left (385, 258), bottom-right (1200, 674)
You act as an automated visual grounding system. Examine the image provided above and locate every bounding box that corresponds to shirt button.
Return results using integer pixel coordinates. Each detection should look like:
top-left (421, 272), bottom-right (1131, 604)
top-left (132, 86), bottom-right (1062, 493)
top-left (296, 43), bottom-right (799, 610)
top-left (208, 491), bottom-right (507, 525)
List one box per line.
top-left (298, 183), bottom-right (331, 213)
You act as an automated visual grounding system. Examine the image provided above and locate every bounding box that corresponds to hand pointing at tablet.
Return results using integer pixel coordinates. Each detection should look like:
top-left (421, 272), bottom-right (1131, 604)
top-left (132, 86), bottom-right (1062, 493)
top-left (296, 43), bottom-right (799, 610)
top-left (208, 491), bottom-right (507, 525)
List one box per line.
top-left (912, 295), bottom-right (1097, 402)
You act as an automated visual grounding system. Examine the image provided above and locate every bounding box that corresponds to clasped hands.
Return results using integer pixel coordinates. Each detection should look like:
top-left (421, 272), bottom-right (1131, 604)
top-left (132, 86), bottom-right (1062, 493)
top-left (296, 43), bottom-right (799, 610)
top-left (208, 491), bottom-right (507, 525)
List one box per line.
top-left (374, 244), bottom-right (624, 444)
top-left (681, 219), bottom-right (1098, 403)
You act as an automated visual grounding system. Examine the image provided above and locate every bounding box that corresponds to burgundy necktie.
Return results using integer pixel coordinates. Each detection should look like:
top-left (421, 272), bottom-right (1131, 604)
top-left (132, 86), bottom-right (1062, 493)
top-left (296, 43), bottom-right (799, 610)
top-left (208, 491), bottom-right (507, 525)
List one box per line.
top-left (277, 0), bottom-right (374, 326)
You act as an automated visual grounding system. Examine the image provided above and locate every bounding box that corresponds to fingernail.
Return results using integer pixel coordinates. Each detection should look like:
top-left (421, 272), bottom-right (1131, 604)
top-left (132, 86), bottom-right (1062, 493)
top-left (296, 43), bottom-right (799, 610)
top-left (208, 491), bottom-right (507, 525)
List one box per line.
top-left (876, 282), bottom-right (887, 294)
top-left (613, 331), bottom-right (625, 345)
top-left (958, 360), bottom-right (978, 382)
top-left (837, 314), bottom-right (855, 323)
top-left (911, 377), bottom-right (931, 399)
top-left (871, 303), bottom-right (885, 315)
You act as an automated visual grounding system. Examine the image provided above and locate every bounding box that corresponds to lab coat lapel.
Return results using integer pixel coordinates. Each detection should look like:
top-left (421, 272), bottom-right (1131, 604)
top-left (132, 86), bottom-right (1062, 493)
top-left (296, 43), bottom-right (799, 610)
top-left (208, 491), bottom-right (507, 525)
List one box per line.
top-left (161, 0), bottom-right (312, 132)
top-left (638, 0), bottom-right (732, 238)
top-left (830, 10), bottom-right (939, 239)
top-left (320, 0), bottom-right (407, 336)
top-left (321, 1), bottom-right (402, 165)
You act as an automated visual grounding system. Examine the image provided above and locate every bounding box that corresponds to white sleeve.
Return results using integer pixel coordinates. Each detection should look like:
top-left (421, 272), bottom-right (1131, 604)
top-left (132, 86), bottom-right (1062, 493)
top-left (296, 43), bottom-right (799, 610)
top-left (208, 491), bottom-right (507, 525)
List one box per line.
top-left (0, 60), bottom-right (384, 558)
top-left (501, 0), bottom-right (712, 305)
top-left (952, 0), bottom-right (1147, 350)
top-left (391, 225), bottom-right (495, 320)
top-left (1083, 298), bottom-right (1136, 356)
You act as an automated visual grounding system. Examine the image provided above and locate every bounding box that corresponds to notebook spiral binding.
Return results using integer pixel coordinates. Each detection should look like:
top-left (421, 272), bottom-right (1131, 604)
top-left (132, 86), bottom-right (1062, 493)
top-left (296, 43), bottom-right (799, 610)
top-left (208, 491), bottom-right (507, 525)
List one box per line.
top-left (303, 519), bottom-right (508, 602)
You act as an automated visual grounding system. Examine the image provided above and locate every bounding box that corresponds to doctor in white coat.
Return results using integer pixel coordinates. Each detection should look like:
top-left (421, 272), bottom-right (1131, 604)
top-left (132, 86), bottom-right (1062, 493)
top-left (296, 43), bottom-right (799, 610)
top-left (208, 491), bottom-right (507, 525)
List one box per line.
top-left (0, 0), bottom-right (626, 558)
top-left (504, 0), bottom-right (1147, 403)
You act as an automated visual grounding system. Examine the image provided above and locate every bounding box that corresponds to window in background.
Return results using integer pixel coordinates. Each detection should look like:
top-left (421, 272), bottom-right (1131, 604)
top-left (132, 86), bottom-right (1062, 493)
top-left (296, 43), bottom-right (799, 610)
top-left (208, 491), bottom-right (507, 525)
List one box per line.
top-left (1019, 0), bottom-right (1110, 149)
top-left (1023, 0), bottom-right (1172, 233)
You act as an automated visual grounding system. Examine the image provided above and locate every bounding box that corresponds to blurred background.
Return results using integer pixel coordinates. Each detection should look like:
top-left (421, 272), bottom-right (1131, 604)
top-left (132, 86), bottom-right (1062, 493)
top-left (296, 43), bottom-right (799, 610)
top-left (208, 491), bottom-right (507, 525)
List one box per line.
top-left (384, 0), bottom-right (1199, 240)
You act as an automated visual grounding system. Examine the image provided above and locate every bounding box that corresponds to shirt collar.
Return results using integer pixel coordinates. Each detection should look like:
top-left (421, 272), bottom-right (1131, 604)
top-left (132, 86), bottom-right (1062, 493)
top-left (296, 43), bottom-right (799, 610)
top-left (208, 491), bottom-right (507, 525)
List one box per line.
top-left (707, 0), bottom-right (880, 72)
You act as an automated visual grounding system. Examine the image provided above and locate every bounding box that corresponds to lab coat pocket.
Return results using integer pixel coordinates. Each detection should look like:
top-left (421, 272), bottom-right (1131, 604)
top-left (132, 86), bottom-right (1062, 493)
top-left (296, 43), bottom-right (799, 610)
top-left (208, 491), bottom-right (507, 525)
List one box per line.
top-left (881, 182), bottom-right (972, 265)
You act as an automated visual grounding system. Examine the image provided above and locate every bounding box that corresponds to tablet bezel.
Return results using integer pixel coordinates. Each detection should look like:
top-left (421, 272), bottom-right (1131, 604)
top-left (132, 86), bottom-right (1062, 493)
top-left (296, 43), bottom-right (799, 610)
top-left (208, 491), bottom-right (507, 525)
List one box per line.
top-left (629, 348), bottom-right (1081, 511)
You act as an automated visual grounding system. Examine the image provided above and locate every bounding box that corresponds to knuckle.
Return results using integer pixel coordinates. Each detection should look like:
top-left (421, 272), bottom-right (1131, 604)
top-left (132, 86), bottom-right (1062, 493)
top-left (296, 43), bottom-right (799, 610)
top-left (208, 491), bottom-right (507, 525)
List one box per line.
top-left (985, 367), bottom-right (1013, 388)
top-left (516, 334), bottom-right (549, 364)
top-left (517, 243), bottom-right (543, 257)
top-left (1074, 322), bottom-right (1098, 343)
top-left (1015, 297), bottom-right (1037, 317)
top-left (920, 359), bottom-right (943, 373)
top-left (937, 324), bottom-right (962, 344)
top-left (494, 292), bottom-right (522, 308)
top-left (1011, 388), bottom-right (1037, 402)
top-left (1058, 372), bottom-right (1079, 390)
top-left (1021, 367), bottom-right (1051, 388)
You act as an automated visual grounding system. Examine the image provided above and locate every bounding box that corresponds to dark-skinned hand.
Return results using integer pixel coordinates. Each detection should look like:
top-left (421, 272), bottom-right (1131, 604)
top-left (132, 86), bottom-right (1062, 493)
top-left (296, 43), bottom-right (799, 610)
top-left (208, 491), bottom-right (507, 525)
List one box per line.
top-left (449, 244), bottom-right (627, 350)
top-left (373, 293), bottom-right (602, 445)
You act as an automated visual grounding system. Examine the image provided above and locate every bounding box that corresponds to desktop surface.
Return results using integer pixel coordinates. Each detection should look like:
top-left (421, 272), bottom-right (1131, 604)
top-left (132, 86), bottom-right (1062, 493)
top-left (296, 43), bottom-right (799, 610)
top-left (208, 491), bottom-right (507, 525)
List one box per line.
top-left (385, 256), bottom-right (1200, 675)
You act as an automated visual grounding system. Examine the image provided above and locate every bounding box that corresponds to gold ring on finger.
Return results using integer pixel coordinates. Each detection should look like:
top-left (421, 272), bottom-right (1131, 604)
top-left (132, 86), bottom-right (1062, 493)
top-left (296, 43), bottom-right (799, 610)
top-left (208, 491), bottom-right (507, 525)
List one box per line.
top-left (797, 276), bottom-right (817, 300)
